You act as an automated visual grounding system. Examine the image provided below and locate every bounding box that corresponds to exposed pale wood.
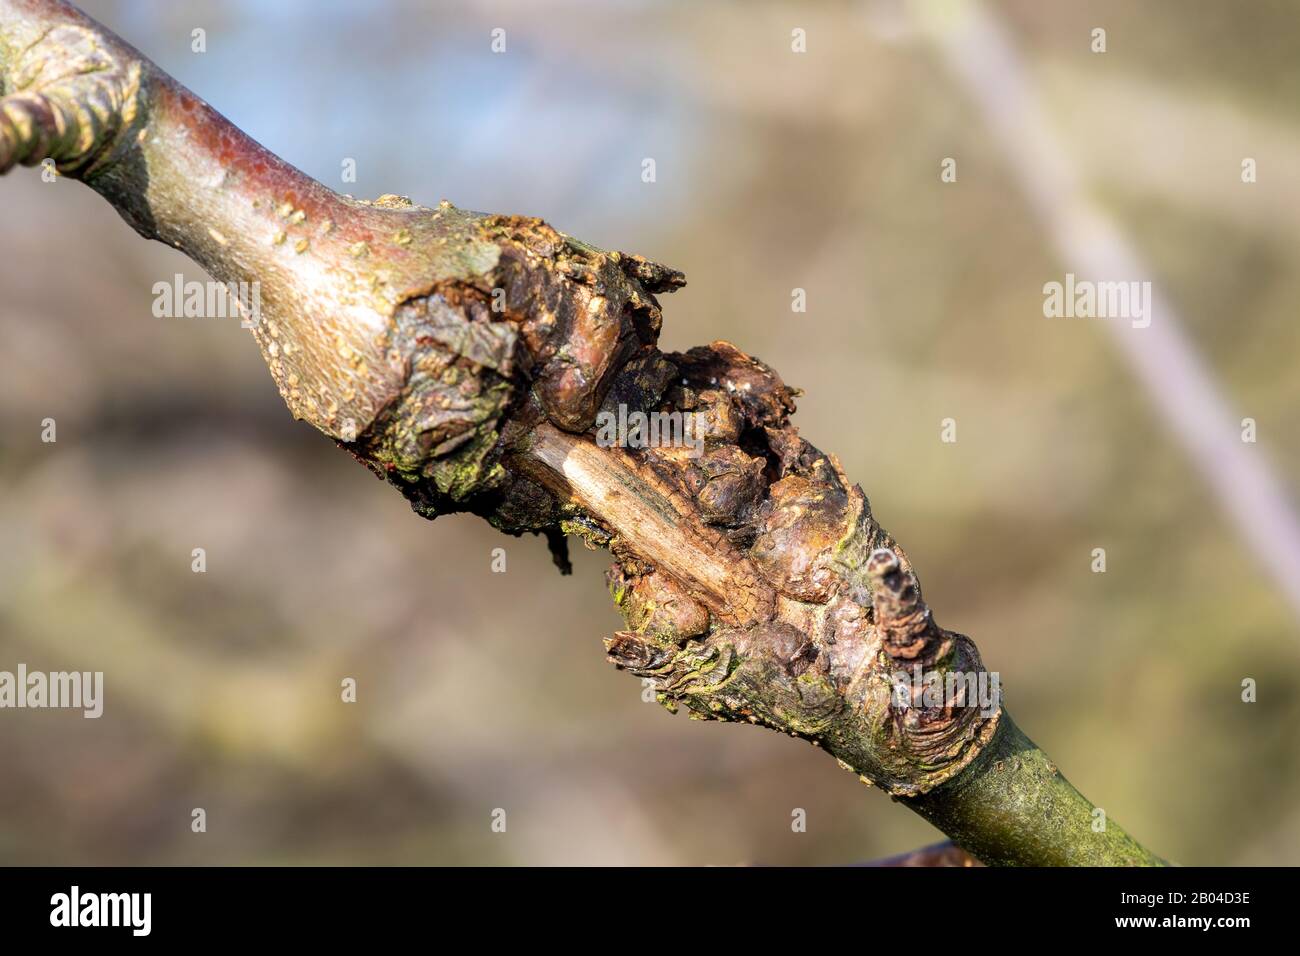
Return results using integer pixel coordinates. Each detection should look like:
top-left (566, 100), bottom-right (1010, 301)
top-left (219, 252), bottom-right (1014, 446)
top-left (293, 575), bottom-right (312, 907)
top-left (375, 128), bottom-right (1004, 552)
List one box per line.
top-left (522, 423), bottom-right (775, 627)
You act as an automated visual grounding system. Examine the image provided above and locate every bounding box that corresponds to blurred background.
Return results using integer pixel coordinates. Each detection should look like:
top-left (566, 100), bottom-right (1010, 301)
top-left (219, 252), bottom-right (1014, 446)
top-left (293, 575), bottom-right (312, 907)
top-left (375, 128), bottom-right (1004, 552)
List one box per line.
top-left (1, 0), bottom-right (1298, 865)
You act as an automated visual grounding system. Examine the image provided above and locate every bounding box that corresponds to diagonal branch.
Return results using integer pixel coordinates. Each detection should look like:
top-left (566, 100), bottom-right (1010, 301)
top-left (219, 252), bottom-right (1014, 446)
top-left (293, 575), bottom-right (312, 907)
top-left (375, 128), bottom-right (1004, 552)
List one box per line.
top-left (1, 0), bottom-right (1165, 866)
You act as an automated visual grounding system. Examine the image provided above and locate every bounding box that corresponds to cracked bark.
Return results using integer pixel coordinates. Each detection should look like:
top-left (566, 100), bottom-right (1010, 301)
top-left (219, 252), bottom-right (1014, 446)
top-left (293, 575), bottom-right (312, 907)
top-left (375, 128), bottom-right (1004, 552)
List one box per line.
top-left (1, 0), bottom-right (1165, 866)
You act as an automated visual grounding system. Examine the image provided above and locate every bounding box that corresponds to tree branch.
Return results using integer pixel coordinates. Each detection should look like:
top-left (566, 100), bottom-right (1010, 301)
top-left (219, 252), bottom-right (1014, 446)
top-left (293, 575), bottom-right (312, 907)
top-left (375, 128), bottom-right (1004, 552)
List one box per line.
top-left (1, 0), bottom-right (1165, 866)
top-left (858, 841), bottom-right (981, 868)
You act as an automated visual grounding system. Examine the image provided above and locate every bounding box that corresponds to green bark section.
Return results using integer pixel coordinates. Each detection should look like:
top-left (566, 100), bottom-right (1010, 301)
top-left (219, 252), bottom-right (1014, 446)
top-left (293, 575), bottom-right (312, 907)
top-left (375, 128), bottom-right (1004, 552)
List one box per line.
top-left (908, 713), bottom-right (1166, 867)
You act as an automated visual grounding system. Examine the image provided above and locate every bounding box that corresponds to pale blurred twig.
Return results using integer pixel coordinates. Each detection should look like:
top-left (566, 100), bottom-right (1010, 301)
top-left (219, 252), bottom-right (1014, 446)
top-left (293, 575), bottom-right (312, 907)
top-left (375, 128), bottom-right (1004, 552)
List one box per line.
top-left (907, 0), bottom-right (1300, 622)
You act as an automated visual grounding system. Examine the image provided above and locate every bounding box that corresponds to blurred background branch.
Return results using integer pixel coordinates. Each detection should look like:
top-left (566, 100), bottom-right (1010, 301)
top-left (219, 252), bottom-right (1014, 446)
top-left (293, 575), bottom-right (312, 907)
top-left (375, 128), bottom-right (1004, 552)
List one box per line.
top-left (912, 0), bottom-right (1300, 622)
top-left (858, 840), bottom-right (981, 867)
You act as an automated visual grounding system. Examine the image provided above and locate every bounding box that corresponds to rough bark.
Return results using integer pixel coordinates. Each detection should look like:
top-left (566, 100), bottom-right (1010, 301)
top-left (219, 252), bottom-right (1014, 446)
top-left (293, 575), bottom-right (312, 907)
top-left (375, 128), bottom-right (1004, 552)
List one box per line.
top-left (1, 0), bottom-right (1166, 866)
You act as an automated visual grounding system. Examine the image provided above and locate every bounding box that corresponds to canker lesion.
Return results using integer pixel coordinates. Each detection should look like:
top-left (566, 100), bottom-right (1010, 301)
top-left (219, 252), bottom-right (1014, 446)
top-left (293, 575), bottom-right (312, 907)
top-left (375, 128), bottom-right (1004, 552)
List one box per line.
top-left (527, 328), bottom-right (1000, 794)
top-left (354, 217), bottom-right (1004, 794)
